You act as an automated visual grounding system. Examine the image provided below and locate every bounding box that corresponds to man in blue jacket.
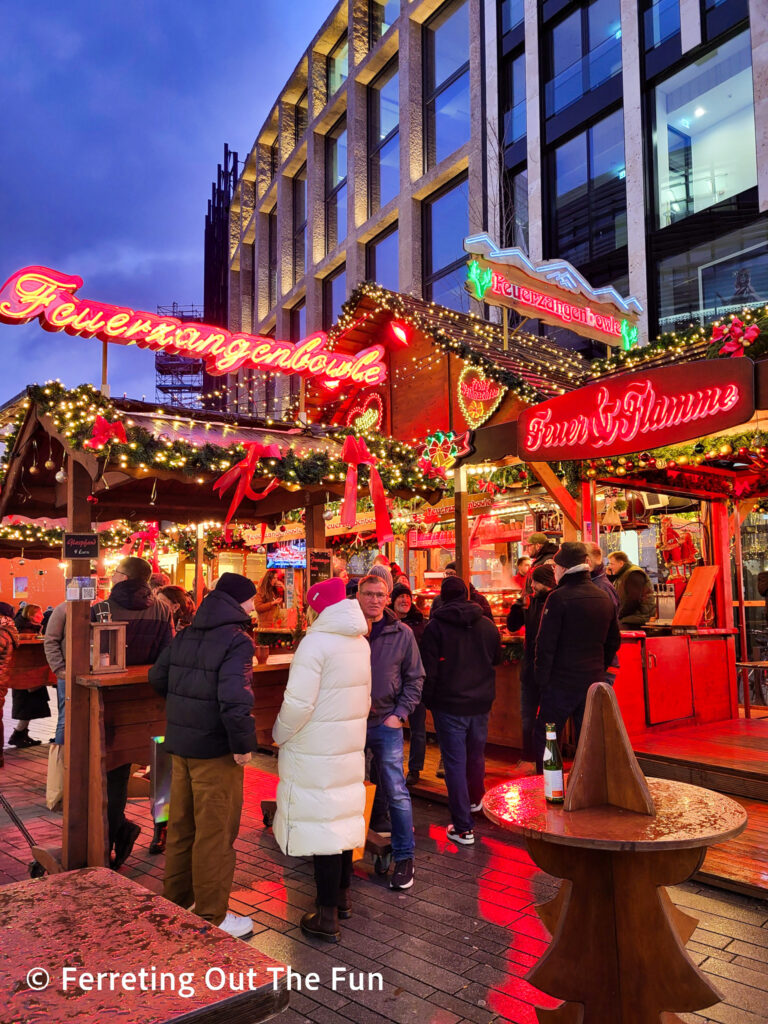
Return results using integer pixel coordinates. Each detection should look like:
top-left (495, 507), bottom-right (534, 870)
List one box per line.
top-left (149, 572), bottom-right (257, 939)
top-left (357, 573), bottom-right (424, 892)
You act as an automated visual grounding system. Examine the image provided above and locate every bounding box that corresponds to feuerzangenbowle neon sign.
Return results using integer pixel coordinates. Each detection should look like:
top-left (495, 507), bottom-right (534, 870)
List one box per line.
top-left (0, 266), bottom-right (388, 389)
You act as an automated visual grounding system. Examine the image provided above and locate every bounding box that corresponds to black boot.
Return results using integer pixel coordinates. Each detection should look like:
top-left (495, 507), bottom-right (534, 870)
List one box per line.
top-left (8, 729), bottom-right (41, 748)
top-left (301, 905), bottom-right (340, 943)
top-left (112, 820), bottom-right (141, 869)
top-left (149, 822), bottom-right (167, 855)
top-left (338, 888), bottom-right (351, 920)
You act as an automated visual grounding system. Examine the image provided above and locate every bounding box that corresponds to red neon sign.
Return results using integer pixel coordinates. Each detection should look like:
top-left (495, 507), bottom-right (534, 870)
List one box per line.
top-left (0, 266), bottom-right (388, 388)
top-left (518, 359), bottom-right (755, 461)
top-left (491, 272), bottom-right (622, 340)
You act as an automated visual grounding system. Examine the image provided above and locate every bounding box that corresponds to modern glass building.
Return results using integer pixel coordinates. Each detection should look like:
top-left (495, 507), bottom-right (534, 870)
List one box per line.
top-left (216, 0), bottom-right (766, 415)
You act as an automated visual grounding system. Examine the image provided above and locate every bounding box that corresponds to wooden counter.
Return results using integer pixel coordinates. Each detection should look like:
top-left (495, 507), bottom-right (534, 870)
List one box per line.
top-left (8, 637), bottom-right (56, 690)
top-left (252, 654), bottom-right (292, 748)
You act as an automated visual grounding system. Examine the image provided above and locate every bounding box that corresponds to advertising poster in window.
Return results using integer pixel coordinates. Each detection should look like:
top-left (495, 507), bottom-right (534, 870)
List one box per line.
top-left (699, 242), bottom-right (768, 322)
top-left (12, 576), bottom-right (28, 599)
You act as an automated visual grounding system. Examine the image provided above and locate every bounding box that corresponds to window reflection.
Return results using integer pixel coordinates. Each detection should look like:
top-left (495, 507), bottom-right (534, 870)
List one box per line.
top-left (424, 175), bottom-right (470, 312)
top-left (327, 33), bottom-right (348, 96)
top-left (323, 267), bottom-right (347, 329)
top-left (652, 31), bottom-right (756, 228)
top-left (367, 226), bottom-right (399, 292)
top-left (370, 0), bottom-right (400, 44)
top-left (424, 0), bottom-right (470, 170)
top-left (293, 164), bottom-right (307, 284)
top-left (501, 0), bottom-right (524, 34)
top-left (643, 0), bottom-right (679, 51)
top-left (369, 60), bottom-right (400, 214)
top-left (546, 0), bottom-right (622, 117)
top-left (326, 117), bottom-right (348, 253)
top-left (502, 52), bottom-right (526, 146)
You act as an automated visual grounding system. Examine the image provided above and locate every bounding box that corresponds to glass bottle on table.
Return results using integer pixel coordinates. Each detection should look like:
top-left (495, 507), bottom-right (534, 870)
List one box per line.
top-left (543, 722), bottom-right (565, 804)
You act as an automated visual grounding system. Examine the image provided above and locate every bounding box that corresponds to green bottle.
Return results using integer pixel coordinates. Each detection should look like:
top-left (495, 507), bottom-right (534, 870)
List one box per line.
top-left (543, 722), bottom-right (565, 804)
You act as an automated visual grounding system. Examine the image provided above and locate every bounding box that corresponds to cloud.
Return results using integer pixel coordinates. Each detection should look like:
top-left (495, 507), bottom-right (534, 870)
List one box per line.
top-left (59, 242), bottom-right (199, 282)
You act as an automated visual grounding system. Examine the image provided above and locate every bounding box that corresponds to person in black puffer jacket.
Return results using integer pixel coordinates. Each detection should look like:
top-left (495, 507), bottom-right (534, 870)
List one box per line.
top-left (102, 556), bottom-right (173, 869)
top-left (149, 572), bottom-right (258, 939)
top-left (421, 577), bottom-right (501, 845)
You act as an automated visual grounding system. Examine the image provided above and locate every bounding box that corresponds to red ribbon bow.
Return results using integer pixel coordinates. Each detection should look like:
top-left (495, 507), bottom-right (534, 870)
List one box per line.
top-left (83, 415), bottom-right (127, 450)
top-left (121, 522), bottom-right (160, 571)
top-left (340, 435), bottom-right (393, 545)
top-left (213, 442), bottom-right (283, 541)
top-left (714, 317), bottom-right (760, 357)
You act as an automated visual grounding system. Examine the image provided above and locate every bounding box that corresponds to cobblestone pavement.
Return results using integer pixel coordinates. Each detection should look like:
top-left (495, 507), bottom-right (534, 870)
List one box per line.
top-left (1, 740), bottom-right (767, 1023)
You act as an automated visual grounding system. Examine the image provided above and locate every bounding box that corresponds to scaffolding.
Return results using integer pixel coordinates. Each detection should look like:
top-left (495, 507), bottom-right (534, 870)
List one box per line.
top-left (154, 304), bottom-right (206, 408)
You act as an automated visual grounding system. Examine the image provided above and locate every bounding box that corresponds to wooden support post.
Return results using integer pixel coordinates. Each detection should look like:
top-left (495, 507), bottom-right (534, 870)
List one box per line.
top-left (194, 523), bottom-right (206, 605)
top-left (305, 503), bottom-right (325, 550)
top-left (730, 503), bottom-right (751, 719)
top-left (454, 465), bottom-right (470, 583)
top-left (710, 501), bottom-right (735, 632)
top-left (580, 479), bottom-right (598, 542)
top-left (62, 457), bottom-right (94, 870)
top-left (528, 461), bottom-right (582, 533)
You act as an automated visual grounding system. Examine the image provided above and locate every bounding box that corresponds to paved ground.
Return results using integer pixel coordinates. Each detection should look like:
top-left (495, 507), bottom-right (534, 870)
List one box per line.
top-left (2, 706), bottom-right (768, 1023)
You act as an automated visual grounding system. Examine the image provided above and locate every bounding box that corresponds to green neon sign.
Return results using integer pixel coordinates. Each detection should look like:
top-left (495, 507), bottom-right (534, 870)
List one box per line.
top-left (467, 260), bottom-right (493, 301)
top-left (621, 319), bottom-right (639, 351)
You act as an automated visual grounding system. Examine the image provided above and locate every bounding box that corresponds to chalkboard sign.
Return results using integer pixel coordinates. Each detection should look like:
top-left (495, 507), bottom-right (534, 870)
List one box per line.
top-left (63, 533), bottom-right (99, 560)
top-left (307, 549), bottom-right (332, 589)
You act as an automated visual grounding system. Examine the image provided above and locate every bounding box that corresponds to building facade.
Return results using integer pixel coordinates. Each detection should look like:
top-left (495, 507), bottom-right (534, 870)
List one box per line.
top-left (221, 0), bottom-right (767, 415)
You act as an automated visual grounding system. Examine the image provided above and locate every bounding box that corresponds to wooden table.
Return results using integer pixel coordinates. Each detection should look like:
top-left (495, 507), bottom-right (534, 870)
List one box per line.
top-left (484, 775), bottom-right (747, 1023)
top-left (0, 867), bottom-right (289, 1023)
top-left (8, 638), bottom-right (56, 689)
top-left (252, 654), bottom-right (292, 748)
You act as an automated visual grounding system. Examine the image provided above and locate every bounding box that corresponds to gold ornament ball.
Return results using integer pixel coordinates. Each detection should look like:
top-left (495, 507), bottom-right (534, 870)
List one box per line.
top-left (28, 464), bottom-right (38, 475)
top-left (707, 450), bottom-right (716, 460)
top-left (694, 455), bottom-right (704, 465)
top-left (719, 444), bottom-right (732, 457)
top-left (617, 456), bottom-right (627, 465)
top-left (616, 466), bottom-right (627, 477)
top-left (677, 454), bottom-right (689, 466)
top-left (44, 459), bottom-right (55, 470)
top-left (586, 468), bottom-right (597, 479)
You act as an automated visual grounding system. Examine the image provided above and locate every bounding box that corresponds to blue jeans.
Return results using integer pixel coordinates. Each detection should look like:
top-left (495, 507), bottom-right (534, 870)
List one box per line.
top-left (54, 678), bottom-right (66, 745)
top-left (366, 722), bottom-right (415, 861)
top-left (433, 711), bottom-right (489, 834)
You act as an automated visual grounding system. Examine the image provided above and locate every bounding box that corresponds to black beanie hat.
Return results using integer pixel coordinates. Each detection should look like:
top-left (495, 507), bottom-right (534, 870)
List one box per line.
top-left (531, 564), bottom-right (556, 587)
top-left (116, 556), bottom-right (152, 583)
top-left (391, 582), bottom-right (412, 603)
top-left (441, 576), bottom-right (468, 603)
top-left (553, 542), bottom-right (588, 570)
top-left (215, 572), bottom-right (257, 604)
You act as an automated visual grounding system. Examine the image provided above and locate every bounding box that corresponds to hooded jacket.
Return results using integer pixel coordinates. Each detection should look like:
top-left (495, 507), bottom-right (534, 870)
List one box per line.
top-left (522, 541), bottom-right (559, 602)
top-left (612, 562), bottom-right (655, 626)
top-left (367, 607), bottom-right (424, 725)
top-left (107, 578), bottom-right (172, 665)
top-left (535, 569), bottom-right (620, 694)
top-left (421, 600), bottom-right (502, 715)
top-left (272, 598), bottom-right (371, 857)
top-left (430, 583), bottom-right (494, 621)
top-left (149, 589), bottom-right (256, 759)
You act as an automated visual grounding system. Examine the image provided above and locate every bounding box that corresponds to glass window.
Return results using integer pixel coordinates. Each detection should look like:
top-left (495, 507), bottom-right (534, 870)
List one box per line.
top-left (295, 88), bottom-right (308, 143)
top-left (652, 32), bottom-right (756, 229)
top-left (290, 300), bottom-right (306, 341)
top-left (326, 117), bottom-right (347, 253)
top-left (546, 0), bottom-right (621, 117)
top-left (502, 52), bottom-right (526, 146)
top-left (367, 225), bottom-right (399, 291)
top-left (323, 266), bottom-right (347, 329)
top-left (657, 220), bottom-right (768, 332)
top-left (371, 0), bottom-right (400, 43)
top-left (293, 164), bottom-right (307, 284)
top-left (269, 138), bottom-right (279, 180)
top-left (501, 0), bottom-right (524, 34)
top-left (424, 175), bottom-right (470, 312)
top-left (268, 208), bottom-right (278, 310)
top-left (504, 166), bottom-right (529, 251)
top-left (553, 108), bottom-right (626, 267)
top-left (424, 0), bottom-right (470, 170)
top-left (643, 0), bottom-right (680, 51)
top-left (327, 33), bottom-right (348, 96)
top-left (369, 60), bottom-right (400, 214)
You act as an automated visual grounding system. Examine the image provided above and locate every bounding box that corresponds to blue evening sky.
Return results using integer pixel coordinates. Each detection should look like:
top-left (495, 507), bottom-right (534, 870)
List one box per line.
top-left (0, 1), bottom-right (321, 404)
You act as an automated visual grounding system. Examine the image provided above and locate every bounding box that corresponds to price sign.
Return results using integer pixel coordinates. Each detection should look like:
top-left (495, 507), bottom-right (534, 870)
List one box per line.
top-left (63, 533), bottom-right (99, 560)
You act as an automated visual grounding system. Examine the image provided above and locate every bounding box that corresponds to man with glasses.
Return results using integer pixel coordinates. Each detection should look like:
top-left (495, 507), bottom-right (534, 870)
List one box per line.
top-left (357, 574), bottom-right (424, 891)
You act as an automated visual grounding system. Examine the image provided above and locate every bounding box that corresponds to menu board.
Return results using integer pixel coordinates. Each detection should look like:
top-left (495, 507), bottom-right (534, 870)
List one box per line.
top-left (308, 549), bottom-right (332, 589)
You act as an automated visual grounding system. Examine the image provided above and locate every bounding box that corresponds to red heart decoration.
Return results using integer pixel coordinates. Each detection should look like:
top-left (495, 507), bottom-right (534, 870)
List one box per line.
top-left (346, 392), bottom-right (384, 433)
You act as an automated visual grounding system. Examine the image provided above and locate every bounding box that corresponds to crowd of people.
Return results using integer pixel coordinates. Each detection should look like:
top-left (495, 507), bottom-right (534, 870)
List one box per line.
top-left (0, 537), bottom-right (655, 946)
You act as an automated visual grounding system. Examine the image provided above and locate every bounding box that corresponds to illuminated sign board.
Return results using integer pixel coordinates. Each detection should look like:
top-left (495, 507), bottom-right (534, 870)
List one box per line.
top-left (464, 235), bottom-right (642, 350)
top-left (518, 359), bottom-right (755, 462)
top-left (0, 266), bottom-right (389, 389)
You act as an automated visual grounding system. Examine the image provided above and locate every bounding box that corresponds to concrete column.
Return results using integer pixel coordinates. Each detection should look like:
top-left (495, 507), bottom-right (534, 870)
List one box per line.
top-left (679, 0), bottom-right (702, 54)
top-left (467, 0), bottom-right (486, 237)
top-left (399, 12), bottom-right (423, 295)
top-left (620, 0), bottom-right (649, 345)
top-left (306, 127), bottom-right (325, 331)
top-left (523, 0), bottom-right (543, 260)
top-left (750, 0), bottom-right (768, 213)
top-left (346, 73), bottom-right (367, 289)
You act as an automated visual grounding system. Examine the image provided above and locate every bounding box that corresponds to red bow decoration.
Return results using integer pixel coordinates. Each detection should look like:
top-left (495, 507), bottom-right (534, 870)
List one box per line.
top-left (713, 317), bottom-right (760, 357)
top-left (213, 442), bottom-right (282, 541)
top-left (417, 456), bottom-right (447, 480)
top-left (340, 435), bottom-right (393, 545)
top-left (121, 522), bottom-right (160, 572)
top-left (478, 478), bottom-right (501, 496)
top-left (83, 415), bottom-right (127, 450)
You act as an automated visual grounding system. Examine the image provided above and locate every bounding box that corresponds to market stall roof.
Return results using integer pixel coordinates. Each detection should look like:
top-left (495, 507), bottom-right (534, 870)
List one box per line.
top-left (322, 283), bottom-right (589, 405)
top-left (0, 387), bottom-right (438, 525)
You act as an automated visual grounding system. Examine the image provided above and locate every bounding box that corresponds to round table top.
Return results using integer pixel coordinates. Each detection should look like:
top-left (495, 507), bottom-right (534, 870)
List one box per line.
top-left (483, 776), bottom-right (747, 852)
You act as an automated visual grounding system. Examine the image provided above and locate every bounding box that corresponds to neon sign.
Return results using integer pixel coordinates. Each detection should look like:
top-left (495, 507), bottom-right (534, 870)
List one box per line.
top-left (0, 266), bottom-right (389, 388)
top-left (458, 365), bottom-right (505, 428)
top-left (518, 359), bottom-right (755, 461)
top-left (346, 392), bottom-right (384, 433)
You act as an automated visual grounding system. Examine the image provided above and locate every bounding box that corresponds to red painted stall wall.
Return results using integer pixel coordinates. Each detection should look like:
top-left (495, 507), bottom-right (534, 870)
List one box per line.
top-left (0, 558), bottom-right (66, 613)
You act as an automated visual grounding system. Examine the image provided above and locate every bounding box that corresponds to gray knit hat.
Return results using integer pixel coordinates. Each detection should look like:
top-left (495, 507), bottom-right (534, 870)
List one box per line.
top-left (368, 564), bottom-right (394, 594)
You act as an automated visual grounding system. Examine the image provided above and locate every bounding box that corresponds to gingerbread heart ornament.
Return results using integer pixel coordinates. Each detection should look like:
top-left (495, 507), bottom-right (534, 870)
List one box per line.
top-left (346, 392), bottom-right (384, 433)
top-left (458, 365), bottom-right (505, 429)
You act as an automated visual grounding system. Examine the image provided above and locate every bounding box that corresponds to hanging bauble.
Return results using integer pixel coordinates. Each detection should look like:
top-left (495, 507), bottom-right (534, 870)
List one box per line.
top-left (637, 460), bottom-right (647, 469)
top-left (677, 454), bottom-right (689, 466)
top-left (738, 447), bottom-right (749, 458)
top-left (640, 452), bottom-right (651, 462)
top-left (615, 466), bottom-right (627, 477)
top-left (44, 459), bottom-right (55, 471)
top-left (28, 464), bottom-right (38, 475)
top-left (693, 443), bottom-right (705, 454)
top-left (706, 450), bottom-right (717, 460)
top-left (667, 460), bottom-right (677, 469)
top-left (55, 468), bottom-right (67, 484)
top-left (719, 443), bottom-right (732, 457)
top-left (694, 455), bottom-right (704, 465)
top-left (586, 468), bottom-right (597, 479)
top-left (648, 458), bottom-right (657, 468)
top-left (617, 456), bottom-right (627, 466)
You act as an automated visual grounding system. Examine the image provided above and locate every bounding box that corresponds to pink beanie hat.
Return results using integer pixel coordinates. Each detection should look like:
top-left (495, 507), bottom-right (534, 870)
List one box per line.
top-left (306, 577), bottom-right (346, 615)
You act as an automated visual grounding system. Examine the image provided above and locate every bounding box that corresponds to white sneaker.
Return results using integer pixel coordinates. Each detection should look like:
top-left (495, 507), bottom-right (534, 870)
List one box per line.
top-left (218, 912), bottom-right (254, 938)
top-left (470, 802), bottom-right (484, 814)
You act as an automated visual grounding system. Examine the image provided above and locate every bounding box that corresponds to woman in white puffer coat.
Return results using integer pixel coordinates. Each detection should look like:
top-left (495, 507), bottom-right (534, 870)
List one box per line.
top-left (272, 577), bottom-right (371, 943)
